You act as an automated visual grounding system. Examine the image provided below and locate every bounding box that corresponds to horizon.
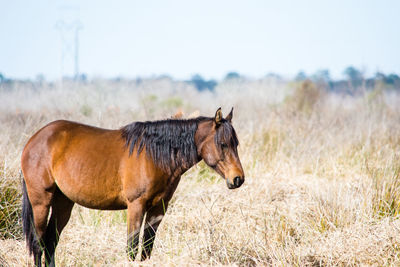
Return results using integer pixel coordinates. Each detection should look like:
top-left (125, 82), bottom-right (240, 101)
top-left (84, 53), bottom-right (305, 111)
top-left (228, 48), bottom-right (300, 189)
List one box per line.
top-left (1, 68), bottom-right (397, 83)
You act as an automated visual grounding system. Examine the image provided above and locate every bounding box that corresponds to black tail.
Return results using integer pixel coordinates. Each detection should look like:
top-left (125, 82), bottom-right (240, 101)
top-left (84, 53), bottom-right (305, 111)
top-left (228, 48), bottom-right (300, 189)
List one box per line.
top-left (21, 176), bottom-right (40, 256)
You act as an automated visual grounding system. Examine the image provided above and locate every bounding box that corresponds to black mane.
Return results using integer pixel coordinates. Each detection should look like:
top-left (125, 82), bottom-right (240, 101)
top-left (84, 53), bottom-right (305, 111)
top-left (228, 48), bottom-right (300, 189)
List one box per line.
top-left (121, 117), bottom-right (208, 174)
top-left (121, 116), bottom-right (239, 175)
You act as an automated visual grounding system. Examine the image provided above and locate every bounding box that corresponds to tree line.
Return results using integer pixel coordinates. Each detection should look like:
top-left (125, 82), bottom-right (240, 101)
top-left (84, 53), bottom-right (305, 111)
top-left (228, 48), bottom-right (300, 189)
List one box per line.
top-left (1, 66), bottom-right (399, 93)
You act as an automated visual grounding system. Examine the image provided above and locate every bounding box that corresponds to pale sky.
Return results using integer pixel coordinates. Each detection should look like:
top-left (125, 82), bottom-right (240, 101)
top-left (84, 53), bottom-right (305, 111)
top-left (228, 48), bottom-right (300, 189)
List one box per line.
top-left (1, 0), bottom-right (399, 80)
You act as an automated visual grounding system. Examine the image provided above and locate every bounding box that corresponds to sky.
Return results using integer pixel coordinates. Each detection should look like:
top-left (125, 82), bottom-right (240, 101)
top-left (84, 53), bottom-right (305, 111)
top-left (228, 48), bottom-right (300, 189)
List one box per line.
top-left (1, 0), bottom-right (399, 81)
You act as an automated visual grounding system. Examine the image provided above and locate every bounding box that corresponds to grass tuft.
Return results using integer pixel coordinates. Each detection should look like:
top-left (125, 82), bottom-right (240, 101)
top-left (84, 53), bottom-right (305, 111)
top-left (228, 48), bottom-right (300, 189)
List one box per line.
top-left (0, 176), bottom-right (22, 240)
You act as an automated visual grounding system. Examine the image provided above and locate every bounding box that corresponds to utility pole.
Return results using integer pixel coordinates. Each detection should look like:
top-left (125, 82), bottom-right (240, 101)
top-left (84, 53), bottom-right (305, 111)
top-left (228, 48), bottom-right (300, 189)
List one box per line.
top-left (56, 7), bottom-right (83, 82)
top-left (74, 23), bottom-right (81, 79)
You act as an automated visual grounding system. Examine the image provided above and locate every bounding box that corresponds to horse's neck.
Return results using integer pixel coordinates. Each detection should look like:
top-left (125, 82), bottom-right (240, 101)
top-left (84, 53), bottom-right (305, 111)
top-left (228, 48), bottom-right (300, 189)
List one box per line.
top-left (174, 153), bottom-right (201, 177)
top-left (171, 135), bottom-right (203, 177)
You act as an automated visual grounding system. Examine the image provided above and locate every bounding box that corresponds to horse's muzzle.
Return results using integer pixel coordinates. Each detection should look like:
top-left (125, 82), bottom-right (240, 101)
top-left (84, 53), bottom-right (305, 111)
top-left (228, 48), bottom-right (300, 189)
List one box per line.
top-left (226, 176), bottom-right (244, 189)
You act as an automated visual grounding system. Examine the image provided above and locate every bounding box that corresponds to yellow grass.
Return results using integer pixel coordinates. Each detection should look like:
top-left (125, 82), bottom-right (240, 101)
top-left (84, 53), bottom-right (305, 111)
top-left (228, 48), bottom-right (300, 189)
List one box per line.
top-left (1, 79), bottom-right (400, 266)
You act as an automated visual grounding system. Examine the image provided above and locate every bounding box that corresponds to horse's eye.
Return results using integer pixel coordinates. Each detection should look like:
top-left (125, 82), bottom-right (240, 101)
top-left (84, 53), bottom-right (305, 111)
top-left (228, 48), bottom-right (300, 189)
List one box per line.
top-left (221, 143), bottom-right (228, 149)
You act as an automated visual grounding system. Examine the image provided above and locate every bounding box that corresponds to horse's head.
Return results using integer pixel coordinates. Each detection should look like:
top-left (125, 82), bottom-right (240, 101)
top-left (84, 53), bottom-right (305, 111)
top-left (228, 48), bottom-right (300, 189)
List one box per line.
top-left (195, 108), bottom-right (245, 189)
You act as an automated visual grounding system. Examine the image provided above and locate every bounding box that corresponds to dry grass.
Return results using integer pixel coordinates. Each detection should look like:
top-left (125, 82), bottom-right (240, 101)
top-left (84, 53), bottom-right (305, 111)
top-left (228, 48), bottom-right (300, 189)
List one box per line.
top-left (1, 79), bottom-right (400, 266)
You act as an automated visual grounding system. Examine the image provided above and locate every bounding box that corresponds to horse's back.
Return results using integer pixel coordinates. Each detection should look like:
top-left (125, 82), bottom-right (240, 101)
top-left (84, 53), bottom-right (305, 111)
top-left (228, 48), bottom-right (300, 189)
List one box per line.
top-left (22, 120), bottom-right (113, 167)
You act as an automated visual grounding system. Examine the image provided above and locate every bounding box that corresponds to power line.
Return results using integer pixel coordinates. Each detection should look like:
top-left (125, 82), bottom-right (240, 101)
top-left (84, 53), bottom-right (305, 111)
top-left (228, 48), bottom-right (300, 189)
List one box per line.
top-left (55, 7), bottom-right (83, 81)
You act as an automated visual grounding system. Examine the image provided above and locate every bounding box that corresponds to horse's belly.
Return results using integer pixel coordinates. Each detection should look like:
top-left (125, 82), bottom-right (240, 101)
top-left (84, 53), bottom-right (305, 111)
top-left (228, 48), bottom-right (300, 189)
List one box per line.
top-left (55, 176), bottom-right (127, 210)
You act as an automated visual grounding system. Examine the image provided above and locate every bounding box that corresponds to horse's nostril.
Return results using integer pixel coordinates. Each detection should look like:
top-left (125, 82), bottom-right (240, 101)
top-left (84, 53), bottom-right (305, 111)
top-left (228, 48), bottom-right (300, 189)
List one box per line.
top-left (234, 176), bottom-right (241, 187)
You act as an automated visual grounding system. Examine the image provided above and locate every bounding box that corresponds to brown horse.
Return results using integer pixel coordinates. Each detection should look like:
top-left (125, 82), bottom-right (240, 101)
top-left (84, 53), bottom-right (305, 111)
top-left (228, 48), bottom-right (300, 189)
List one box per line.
top-left (21, 107), bottom-right (244, 267)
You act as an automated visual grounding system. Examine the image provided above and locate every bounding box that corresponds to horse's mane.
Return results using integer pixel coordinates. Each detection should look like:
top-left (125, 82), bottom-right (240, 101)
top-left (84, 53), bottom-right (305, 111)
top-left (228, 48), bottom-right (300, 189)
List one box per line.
top-left (121, 116), bottom-right (239, 175)
top-left (121, 117), bottom-right (209, 174)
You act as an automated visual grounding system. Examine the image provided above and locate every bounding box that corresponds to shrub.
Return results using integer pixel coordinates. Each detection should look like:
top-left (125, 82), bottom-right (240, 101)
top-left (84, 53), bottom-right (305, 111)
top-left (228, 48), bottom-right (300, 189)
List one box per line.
top-left (286, 80), bottom-right (324, 114)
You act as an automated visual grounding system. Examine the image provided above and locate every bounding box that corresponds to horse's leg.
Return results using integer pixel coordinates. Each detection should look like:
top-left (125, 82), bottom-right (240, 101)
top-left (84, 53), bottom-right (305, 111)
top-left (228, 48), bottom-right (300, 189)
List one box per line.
top-left (141, 200), bottom-right (169, 260)
top-left (30, 189), bottom-right (55, 267)
top-left (44, 188), bottom-right (74, 267)
top-left (126, 201), bottom-right (145, 261)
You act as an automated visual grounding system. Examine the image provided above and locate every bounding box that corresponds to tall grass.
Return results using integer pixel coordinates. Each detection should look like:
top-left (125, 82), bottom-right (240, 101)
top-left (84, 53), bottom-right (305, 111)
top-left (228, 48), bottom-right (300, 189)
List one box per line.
top-left (1, 79), bottom-right (400, 266)
top-left (0, 175), bottom-right (22, 239)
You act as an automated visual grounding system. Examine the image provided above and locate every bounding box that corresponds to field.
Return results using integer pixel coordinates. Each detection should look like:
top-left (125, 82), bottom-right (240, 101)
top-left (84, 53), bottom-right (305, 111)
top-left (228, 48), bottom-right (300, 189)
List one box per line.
top-left (1, 78), bottom-right (400, 266)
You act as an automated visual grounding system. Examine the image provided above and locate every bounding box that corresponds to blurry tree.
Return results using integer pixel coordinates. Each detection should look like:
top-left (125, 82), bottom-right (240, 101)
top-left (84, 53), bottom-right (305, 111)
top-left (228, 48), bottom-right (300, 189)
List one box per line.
top-left (375, 72), bottom-right (400, 89)
top-left (36, 74), bottom-right (45, 84)
top-left (344, 66), bottom-right (362, 80)
top-left (78, 73), bottom-right (87, 82)
top-left (136, 77), bottom-right (143, 85)
top-left (0, 73), bottom-right (4, 83)
top-left (206, 79), bottom-right (217, 91)
top-left (295, 71), bottom-right (307, 81)
top-left (312, 69), bottom-right (330, 83)
top-left (385, 73), bottom-right (400, 87)
top-left (112, 76), bottom-right (123, 82)
top-left (375, 72), bottom-right (386, 80)
top-left (343, 66), bottom-right (363, 89)
top-left (190, 74), bottom-right (217, 91)
top-left (312, 69), bottom-right (332, 90)
top-left (191, 74), bottom-right (206, 91)
top-left (224, 71), bottom-right (241, 80)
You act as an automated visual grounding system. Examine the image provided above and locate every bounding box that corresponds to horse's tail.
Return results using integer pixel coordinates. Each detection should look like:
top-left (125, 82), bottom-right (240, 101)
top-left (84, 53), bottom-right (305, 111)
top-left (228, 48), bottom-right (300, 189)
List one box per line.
top-left (21, 173), bottom-right (40, 255)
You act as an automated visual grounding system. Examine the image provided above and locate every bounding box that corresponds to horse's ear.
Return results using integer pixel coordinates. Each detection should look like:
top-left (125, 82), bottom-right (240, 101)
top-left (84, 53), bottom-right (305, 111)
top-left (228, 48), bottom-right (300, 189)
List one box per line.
top-left (215, 107), bottom-right (223, 125)
top-left (225, 107), bottom-right (233, 122)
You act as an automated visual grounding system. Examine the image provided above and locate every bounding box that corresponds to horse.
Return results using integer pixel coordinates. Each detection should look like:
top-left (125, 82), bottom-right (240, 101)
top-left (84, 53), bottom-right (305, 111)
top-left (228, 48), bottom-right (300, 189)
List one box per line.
top-left (21, 107), bottom-right (245, 267)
